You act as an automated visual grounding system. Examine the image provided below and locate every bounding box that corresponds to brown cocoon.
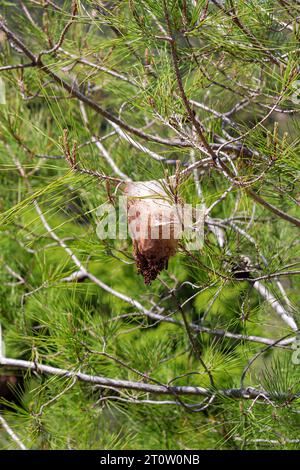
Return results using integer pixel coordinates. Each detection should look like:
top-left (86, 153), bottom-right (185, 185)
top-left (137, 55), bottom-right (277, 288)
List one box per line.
top-left (125, 180), bottom-right (180, 284)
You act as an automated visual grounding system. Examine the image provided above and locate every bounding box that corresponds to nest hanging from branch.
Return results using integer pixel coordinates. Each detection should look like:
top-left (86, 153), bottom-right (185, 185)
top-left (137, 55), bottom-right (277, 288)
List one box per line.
top-left (62, 133), bottom-right (183, 284)
top-left (125, 180), bottom-right (181, 284)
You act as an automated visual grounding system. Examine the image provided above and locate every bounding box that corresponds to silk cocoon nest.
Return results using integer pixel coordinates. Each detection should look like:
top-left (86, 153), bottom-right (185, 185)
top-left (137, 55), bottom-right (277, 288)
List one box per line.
top-left (125, 180), bottom-right (181, 284)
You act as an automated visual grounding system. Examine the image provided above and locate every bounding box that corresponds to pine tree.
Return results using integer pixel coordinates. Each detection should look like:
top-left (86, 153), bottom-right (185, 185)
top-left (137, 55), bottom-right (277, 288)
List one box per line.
top-left (0, 0), bottom-right (300, 450)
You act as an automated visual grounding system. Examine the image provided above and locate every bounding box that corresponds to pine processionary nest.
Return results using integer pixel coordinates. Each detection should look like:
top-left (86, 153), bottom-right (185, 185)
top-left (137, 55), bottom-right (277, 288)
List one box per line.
top-left (125, 180), bottom-right (180, 284)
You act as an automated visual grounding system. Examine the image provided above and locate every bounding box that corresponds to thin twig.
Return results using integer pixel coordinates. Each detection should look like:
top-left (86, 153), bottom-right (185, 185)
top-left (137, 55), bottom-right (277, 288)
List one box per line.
top-left (0, 414), bottom-right (27, 450)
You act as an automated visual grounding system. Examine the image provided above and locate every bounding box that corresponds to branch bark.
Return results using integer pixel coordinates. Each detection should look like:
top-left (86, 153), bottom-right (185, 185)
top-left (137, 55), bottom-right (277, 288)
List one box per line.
top-left (0, 356), bottom-right (296, 402)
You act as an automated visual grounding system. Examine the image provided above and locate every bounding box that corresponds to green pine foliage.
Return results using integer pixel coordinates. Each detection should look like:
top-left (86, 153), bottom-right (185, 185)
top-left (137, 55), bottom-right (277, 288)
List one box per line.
top-left (0, 0), bottom-right (299, 450)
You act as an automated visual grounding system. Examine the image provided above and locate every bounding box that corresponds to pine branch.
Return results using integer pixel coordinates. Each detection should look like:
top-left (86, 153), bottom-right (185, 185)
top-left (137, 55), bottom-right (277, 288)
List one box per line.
top-left (0, 356), bottom-right (297, 403)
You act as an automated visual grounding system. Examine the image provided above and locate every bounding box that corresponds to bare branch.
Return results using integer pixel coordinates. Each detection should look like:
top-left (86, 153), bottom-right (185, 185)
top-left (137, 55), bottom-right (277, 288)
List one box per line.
top-left (0, 356), bottom-right (297, 402)
top-left (0, 415), bottom-right (27, 450)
